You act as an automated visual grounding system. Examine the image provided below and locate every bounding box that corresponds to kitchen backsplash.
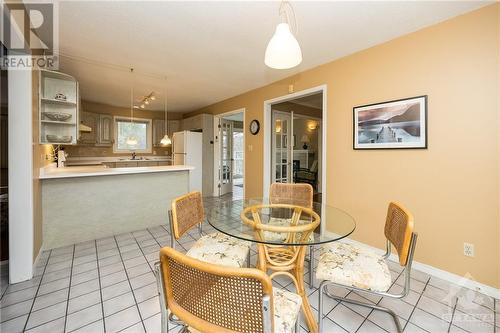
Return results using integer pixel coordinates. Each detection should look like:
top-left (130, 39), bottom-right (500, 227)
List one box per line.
top-left (61, 145), bottom-right (171, 157)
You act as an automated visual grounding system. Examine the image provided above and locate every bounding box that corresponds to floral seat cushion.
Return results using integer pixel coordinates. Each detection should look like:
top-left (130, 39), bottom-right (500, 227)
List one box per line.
top-left (273, 288), bottom-right (302, 333)
top-left (186, 288), bottom-right (301, 333)
top-left (186, 232), bottom-right (250, 268)
top-left (316, 242), bottom-right (392, 292)
top-left (264, 217), bottom-right (315, 243)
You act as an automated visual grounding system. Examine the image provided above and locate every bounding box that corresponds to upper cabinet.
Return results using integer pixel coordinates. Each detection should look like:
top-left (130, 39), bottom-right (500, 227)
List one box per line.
top-left (97, 114), bottom-right (113, 146)
top-left (39, 70), bottom-right (79, 145)
top-left (152, 119), bottom-right (165, 147)
top-left (78, 112), bottom-right (98, 144)
top-left (182, 114), bottom-right (203, 131)
top-left (79, 112), bottom-right (114, 146)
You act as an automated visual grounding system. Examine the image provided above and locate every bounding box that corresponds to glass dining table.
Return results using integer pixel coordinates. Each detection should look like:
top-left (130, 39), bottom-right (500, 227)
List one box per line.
top-left (206, 198), bottom-right (356, 333)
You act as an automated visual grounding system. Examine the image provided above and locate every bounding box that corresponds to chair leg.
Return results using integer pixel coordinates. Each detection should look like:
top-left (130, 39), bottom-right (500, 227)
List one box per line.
top-left (154, 263), bottom-right (169, 333)
top-left (318, 281), bottom-right (327, 333)
top-left (322, 283), bottom-right (403, 333)
top-left (247, 250), bottom-right (251, 268)
top-left (308, 245), bottom-right (314, 287)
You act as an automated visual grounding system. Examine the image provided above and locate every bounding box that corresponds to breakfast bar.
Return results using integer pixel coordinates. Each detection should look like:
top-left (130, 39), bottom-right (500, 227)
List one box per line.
top-left (40, 165), bottom-right (193, 249)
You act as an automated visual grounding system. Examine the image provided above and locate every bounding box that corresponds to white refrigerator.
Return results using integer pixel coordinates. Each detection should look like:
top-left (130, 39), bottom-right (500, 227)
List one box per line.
top-left (172, 131), bottom-right (203, 193)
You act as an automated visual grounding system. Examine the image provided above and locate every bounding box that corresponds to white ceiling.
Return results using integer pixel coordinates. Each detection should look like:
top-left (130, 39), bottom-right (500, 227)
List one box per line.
top-left (58, 1), bottom-right (489, 112)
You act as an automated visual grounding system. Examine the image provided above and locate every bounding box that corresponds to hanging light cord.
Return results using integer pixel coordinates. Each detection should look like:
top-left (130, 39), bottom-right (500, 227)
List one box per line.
top-left (279, 1), bottom-right (298, 36)
top-left (130, 68), bottom-right (134, 124)
top-left (164, 76), bottom-right (168, 129)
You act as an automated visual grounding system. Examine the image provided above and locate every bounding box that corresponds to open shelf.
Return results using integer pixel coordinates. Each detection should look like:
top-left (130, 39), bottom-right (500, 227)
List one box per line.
top-left (41, 98), bottom-right (77, 106)
top-left (41, 120), bottom-right (77, 125)
top-left (39, 70), bottom-right (79, 145)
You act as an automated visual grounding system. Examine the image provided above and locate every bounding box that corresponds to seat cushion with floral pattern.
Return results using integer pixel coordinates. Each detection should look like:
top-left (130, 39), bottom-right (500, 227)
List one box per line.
top-left (273, 288), bottom-right (302, 333)
top-left (187, 288), bottom-right (301, 333)
top-left (316, 242), bottom-right (392, 292)
top-left (264, 217), bottom-right (315, 243)
top-left (186, 232), bottom-right (251, 268)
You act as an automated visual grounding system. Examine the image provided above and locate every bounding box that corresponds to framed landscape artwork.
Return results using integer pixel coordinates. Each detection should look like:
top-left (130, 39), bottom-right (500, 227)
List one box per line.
top-left (353, 95), bottom-right (427, 149)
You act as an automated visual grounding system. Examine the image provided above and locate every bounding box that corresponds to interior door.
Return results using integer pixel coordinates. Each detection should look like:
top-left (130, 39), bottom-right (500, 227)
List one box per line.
top-left (219, 119), bottom-right (233, 195)
top-left (272, 110), bottom-right (293, 184)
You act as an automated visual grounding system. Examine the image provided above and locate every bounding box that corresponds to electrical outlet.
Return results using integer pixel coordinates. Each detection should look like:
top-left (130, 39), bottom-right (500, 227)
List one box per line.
top-left (464, 243), bottom-right (474, 257)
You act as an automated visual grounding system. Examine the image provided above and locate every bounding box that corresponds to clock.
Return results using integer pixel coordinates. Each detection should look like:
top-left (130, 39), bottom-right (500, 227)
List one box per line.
top-left (249, 120), bottom-right (260, 135)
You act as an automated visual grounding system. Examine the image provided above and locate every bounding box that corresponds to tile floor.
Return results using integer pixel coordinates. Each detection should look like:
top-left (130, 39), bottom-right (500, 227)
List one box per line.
top-left (0, 194), bottom-right (498, 333)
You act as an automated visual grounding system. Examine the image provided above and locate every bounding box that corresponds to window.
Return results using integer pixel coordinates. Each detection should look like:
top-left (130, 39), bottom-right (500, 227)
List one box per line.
top-left (113, 117), bottom-right (152, 153)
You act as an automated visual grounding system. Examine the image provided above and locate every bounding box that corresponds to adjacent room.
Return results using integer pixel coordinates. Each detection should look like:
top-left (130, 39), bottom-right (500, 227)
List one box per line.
top-left (1, 1), bottom-right (499, 333)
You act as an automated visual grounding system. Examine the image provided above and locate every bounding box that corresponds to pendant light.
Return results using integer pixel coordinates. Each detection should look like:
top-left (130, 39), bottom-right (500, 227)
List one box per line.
top-left (264, 1), bottom-right (302, 69)
top-left (126, 68), bottom-right (138, 147)
top-left (160, 77), bottom-right (171, 146)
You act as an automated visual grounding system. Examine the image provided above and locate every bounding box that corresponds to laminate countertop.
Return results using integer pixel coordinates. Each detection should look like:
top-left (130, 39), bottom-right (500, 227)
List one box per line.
top-left (39, 164), bottom-right (194, 179)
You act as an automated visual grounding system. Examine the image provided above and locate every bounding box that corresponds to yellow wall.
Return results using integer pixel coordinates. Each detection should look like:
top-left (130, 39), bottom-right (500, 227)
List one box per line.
top-left (187, 5), bottom-right (500, 287)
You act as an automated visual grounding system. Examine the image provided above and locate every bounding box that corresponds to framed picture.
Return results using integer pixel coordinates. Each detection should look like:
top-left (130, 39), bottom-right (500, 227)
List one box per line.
top-left (353, 95), bottom-right (427, 149)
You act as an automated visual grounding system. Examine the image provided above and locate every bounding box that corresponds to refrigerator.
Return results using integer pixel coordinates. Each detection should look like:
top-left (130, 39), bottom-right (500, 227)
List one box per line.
top-left (172, 131), bottom-right (203, 193)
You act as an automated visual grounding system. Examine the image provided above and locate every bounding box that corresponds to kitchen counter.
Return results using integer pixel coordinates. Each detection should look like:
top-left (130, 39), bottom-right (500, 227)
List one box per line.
top-left (40, 164), bottom-right (193, 249)
top-left (40, 164), bottom-right (193, 179)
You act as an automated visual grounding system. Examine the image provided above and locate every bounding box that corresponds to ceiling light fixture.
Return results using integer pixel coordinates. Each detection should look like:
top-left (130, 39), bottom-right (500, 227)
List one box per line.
top-left (160, 77), bottom-right (172, 146)
top-left (265, 1), bottom-right (302, 69)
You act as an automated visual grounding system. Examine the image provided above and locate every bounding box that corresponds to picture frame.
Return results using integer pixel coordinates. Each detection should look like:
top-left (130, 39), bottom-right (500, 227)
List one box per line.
top-left (353, 95), bottom-right (427, 149)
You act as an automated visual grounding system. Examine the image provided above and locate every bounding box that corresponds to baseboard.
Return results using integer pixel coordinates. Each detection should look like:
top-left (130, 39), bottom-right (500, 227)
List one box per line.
top-left (323, 233), bottom-right (500, 299)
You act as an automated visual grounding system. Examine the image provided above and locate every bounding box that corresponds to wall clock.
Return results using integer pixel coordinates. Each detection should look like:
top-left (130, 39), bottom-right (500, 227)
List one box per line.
top-left (249, 120), bottom-right (260, 135)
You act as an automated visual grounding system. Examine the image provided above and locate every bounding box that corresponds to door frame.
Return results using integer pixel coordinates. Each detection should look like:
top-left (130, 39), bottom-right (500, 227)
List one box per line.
top-left (213, 108), bottom-right (246, 197)
top-left (271, 110), bottom-right (294, 184)
top-left (263, 85), bottom-right (327, 199)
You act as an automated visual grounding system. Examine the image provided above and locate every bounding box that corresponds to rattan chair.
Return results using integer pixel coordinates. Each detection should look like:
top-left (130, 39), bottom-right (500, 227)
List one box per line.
top-left (169, 191), bottom-right (250, 268)
top-left (155, 247), bottom-right (302, 333)
top-left (269, 183), bottom-right (316, 286)
top-left (316, 202), bottom-right (418, 333)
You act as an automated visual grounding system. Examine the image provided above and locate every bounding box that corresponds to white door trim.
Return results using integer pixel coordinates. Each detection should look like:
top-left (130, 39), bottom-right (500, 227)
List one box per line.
top-left (263, 85), bottom-right (327, 199)
top-left (212, 108), bottom-right (246, 197)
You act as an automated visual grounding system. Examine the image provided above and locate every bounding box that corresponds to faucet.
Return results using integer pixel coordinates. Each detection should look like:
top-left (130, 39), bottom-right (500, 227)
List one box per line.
top-left (131, 152), bottom-right (137, 160)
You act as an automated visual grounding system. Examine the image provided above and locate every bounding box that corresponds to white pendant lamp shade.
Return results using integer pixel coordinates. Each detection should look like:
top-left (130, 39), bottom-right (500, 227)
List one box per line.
top-left (265, 23), bottom-right (302, 69)
top-left (160, 134), bottom-right (171, 146)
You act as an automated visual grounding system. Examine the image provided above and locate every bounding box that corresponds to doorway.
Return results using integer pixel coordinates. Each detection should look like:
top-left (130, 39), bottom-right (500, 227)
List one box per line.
top-left (263, 86), bottom-right (326, 201)
top-left (213, 109), bottom-right (245, 199)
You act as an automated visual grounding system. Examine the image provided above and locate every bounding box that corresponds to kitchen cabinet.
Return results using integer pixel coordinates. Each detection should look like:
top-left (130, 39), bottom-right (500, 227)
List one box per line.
top-left (168, 120), bottom-right (181, 136)
top-left (141, 161), bottom-right (159, 167)
top-left (157, 161), bottom-right (171, 166)
top-left (182, 114), bottom-right (203, 130)
top-left (79, 112), bottom-right (99, 144)
top-left (152, 119), bottom-right (165, 147)
top-left (97, 114), bottom-right (113, 146)
top-left (115, 161), bottom-right (138, 168)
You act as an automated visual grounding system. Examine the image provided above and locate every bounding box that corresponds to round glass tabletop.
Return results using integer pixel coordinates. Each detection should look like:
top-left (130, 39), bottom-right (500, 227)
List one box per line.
top-left (206, 198), bottom-right (356, 246)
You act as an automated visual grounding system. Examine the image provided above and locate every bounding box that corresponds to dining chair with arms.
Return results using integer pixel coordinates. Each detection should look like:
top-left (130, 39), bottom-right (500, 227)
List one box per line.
top-left (155, 247), bottom-right (302, 333)
top-left (169, 191), bottom-right (251, 268)
top-left (316, 202), bottom-right (418, 333)
top-left (269, 183), bottom-right (317, 286)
